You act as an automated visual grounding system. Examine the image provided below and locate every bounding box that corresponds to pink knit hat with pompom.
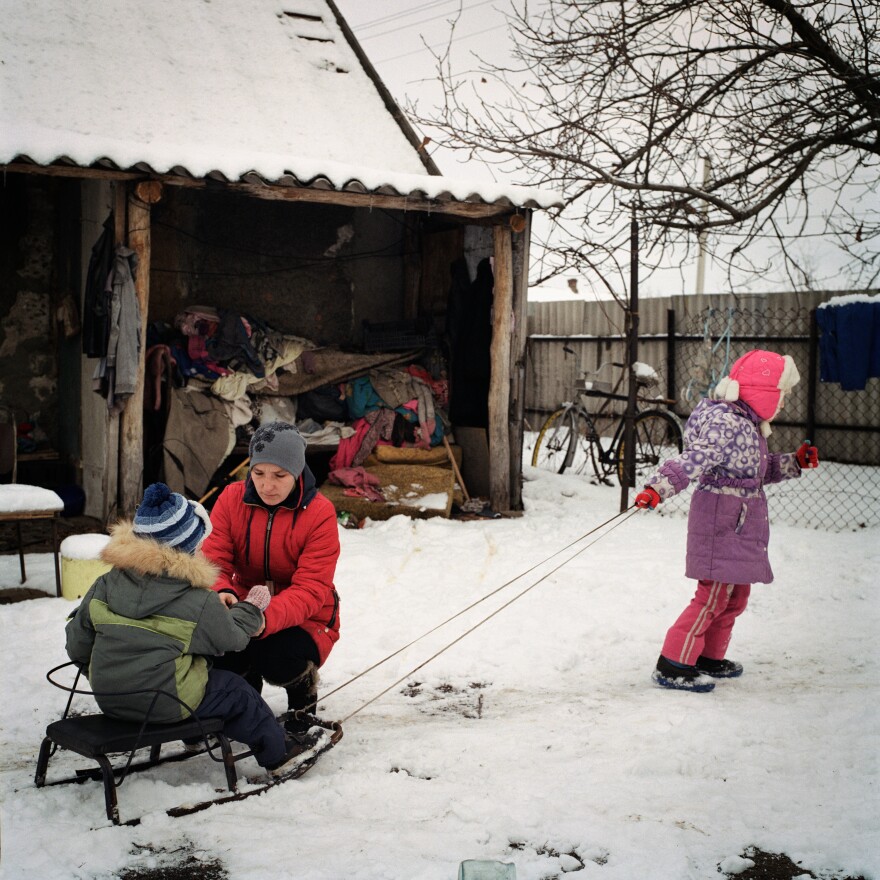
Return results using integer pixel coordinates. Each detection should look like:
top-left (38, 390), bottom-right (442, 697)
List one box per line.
top-left (713, 349), bottom-right (800, 435)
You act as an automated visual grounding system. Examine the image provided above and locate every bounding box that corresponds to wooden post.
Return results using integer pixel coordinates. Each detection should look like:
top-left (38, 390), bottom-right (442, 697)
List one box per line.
top-left (508, 212), bottom-right (531, 510)
top-left (118, 183), bottom-right (161, 515)
top-left (101, 185), bottom-right (129, 522)
top-left (489, 224), bottom-right (514, 512)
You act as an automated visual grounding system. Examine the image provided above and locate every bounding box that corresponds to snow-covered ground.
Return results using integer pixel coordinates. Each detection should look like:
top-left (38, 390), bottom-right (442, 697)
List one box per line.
top-left (0, 464), bottom-right (877, 880)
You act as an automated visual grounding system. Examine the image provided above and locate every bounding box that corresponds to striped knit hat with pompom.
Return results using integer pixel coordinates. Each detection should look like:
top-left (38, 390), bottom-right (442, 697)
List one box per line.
top-left (132, 483), bottom-right (212, 555)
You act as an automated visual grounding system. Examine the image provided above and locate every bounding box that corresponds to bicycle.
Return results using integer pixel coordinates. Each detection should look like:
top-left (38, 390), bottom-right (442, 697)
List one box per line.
top-left (530, 362), bottom-right (684, 486)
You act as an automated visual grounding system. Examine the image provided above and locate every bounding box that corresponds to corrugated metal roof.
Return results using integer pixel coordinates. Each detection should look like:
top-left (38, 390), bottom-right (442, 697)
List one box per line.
top-left (4, 152), bottom-right (562, 211)
top-left (1, 0), bottom-right (563, 212)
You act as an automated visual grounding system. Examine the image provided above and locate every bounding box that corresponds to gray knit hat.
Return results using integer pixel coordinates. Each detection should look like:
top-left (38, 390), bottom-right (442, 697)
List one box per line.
top-left (249, 421), bottom-right (307, 477)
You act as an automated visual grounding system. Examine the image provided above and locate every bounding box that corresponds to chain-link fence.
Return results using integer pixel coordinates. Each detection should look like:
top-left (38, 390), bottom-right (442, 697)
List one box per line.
top-left (526, 298), bottom-right (880, 531)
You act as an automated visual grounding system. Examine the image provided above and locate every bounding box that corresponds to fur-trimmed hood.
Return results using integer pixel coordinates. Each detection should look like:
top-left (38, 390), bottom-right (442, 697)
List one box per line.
top-left (100, 520), bottom-right (219, 589)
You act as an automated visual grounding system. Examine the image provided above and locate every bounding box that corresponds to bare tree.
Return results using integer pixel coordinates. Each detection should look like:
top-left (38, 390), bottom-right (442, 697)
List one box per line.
top-left (414, 0), bottom-right (880, 295)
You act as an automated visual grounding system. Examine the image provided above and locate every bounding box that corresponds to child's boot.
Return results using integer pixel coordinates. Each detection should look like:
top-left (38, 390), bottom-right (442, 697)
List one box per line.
top-left (652, 655), bottom-right (715, 692)
top-left (696, 656), bottom-right (744, 678)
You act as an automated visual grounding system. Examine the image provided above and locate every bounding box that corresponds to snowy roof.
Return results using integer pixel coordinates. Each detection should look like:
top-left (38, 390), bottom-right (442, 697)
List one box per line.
top-left (0, 0), bottom-right (562, 212)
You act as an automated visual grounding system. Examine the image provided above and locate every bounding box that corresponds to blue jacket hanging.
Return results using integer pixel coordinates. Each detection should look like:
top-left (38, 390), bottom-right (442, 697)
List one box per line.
top-left (816, 296), bottom-right (880, 391)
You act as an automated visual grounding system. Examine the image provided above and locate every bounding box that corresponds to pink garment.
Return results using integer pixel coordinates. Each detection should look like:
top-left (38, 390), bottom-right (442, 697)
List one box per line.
top-left (328, 410), bottom-right (397, 470)
top-left (661, 579), bottom-right (751, 665)
top-left (329, 418), bottom-right (372, 470)
top-left (187, 335), bottom-right (231, 377)
top-left (144, 345), bottom-right (176, 411)
top-left (326, 467), bottom-right (385, 502)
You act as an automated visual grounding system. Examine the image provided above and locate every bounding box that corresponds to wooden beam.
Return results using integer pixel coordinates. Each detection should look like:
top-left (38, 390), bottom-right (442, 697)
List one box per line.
top-left (508, 212), bottom-right (532, 510)
top-left (135, 179), bottom-right (164, 205)
top-left (1, 162), bottom-right (520, 219)
top-left (118, 188), bottom-right (151, 516)
top-left (233, 181), bottom-right (513, 218)
top-left (488, 224), bottom-right (514, 512)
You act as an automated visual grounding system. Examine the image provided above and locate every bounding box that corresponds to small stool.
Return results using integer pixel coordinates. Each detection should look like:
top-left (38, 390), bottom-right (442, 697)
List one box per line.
top-left (60, 534), bottom-right (112, 601)
top-left (0, 485), bottom-right (63, 596)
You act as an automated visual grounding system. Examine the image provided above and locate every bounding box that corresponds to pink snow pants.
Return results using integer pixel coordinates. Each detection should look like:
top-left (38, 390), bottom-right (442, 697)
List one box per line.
top-left (661, 579), bottom-right (751, 665)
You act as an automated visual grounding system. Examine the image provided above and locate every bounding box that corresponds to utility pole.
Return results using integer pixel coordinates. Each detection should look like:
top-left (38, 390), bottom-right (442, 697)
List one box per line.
top-left (695, 156), bottom-right (712, 295)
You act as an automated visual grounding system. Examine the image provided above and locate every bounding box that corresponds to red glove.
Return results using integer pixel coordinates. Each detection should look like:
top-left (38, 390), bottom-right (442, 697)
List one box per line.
top-left (634, 486), bottom-right (661, 509)
top-left (796, 441), bottom-right (819, 469)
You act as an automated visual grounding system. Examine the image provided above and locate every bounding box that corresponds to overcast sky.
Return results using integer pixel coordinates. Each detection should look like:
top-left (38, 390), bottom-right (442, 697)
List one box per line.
top-left (335, 0), bottom-right (515, 179)
top-left (334, 1), bottom-right (869, 299)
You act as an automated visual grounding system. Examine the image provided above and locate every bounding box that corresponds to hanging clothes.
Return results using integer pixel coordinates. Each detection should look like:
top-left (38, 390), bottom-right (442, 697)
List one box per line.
top-left (82, 212), bottom-right (116, 358)
top-left (816, 296), bottom-right (880, 391)
top-left (92, 246), bottom-right (140, 412)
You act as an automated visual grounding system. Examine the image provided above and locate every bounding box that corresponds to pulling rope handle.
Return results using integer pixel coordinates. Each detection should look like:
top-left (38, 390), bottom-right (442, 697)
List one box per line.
top-left (337, 507), bottom-right (640, 723)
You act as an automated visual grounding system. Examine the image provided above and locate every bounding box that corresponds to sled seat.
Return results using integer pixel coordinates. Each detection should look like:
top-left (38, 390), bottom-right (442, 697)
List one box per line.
top-left (35, 713), bottom-right (241, 825)
top-left (35, 663), bottom-right (252, 825)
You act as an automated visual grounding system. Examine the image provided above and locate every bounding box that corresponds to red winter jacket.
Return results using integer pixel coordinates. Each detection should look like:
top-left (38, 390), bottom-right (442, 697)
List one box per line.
top-left (201, 468), bottom-right (340, 665)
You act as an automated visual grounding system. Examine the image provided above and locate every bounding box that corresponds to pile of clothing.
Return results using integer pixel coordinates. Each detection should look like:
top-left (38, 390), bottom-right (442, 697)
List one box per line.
top-left (329, 366), bottom-right (447, 470)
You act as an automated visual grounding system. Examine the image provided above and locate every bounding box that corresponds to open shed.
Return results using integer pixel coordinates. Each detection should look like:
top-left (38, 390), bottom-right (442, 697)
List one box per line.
top-left (0, 0), bottom-right (561, 521)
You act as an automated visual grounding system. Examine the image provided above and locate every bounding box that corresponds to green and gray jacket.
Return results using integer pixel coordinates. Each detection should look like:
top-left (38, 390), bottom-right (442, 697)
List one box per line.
top-left (65, 521), bottom-right (263, 723)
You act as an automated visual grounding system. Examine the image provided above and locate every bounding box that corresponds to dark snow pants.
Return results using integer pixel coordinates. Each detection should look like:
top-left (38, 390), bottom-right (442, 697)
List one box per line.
top-left (193, 668), bottom-right (286, 767)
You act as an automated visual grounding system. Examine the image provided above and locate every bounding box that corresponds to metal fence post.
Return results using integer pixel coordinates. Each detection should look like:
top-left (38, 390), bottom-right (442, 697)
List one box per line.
top-left (667, 308), bottom-right (677, 405)
top-left (620, 217), bottom-right (639, 513)
top-left (807, 308), bottom-right (818, 447)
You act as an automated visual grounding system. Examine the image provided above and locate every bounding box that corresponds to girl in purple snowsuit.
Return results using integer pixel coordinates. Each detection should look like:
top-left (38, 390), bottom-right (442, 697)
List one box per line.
top-left (634, 349), bottom-right (820, 692)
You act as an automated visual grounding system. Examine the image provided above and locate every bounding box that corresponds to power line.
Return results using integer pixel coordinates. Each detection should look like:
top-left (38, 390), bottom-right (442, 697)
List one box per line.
top-left (353, 0), bottom-right (481, 32)
top-left (358, 0), bottom-right (499, 42)
top-left (375, 22), bottom-right (508, 64)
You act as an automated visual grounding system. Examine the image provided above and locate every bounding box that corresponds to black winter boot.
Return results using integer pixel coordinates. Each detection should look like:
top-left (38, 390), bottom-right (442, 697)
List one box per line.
top-left (695, 656), bottom-right (744, 678)
top-left (282, 662), bottom-right (319, 736)
top-left (652, 655), bottom-right (715, 692)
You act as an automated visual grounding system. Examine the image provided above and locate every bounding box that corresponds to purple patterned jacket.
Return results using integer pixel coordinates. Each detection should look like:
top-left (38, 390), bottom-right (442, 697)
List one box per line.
top-left (646, 397), bottom-right (801, 584)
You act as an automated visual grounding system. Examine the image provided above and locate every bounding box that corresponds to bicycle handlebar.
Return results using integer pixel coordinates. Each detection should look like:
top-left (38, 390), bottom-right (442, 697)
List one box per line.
top-left (579, 387), bottom-right (677, 407)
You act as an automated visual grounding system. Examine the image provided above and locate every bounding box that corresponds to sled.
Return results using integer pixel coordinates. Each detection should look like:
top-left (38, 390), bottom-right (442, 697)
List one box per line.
top-left (34, 662), bottom-right (342, 825)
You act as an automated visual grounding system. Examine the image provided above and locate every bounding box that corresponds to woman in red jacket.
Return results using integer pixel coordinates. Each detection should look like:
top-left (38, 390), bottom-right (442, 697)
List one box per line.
top-left (201, 421), bottom-right (340, 735)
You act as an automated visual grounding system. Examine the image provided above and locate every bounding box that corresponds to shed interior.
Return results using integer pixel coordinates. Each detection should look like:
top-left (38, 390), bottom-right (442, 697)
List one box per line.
top-left (1, 174), bottom-right (504, 524)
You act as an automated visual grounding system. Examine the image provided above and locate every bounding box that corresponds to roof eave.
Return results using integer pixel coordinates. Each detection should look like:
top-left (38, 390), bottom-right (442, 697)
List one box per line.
top-left (1, 156), bottom-right (559, 217)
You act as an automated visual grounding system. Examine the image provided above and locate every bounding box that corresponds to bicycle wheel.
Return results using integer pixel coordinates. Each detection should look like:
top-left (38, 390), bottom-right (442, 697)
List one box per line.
top-left (531, 408), bottom-right (576, 473)
top-left (615, 409), bottom-right (684, 487)
top-left (562, 410), bottom-right (599, 476)
top-left (587, 416), bottom-right (618, 484)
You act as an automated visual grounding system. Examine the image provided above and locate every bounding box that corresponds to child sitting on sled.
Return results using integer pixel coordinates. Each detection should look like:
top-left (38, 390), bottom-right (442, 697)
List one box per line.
top-left (65, 482), bottom-right (305, 775)
top-left (634, 349), bottom-right (820, 692)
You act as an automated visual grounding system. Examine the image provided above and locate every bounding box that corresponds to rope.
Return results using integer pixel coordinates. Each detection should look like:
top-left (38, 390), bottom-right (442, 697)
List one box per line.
top-left (321, 505), bottom-right (634, 706)
top-left (336, 507), bottom-right (641, 723)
